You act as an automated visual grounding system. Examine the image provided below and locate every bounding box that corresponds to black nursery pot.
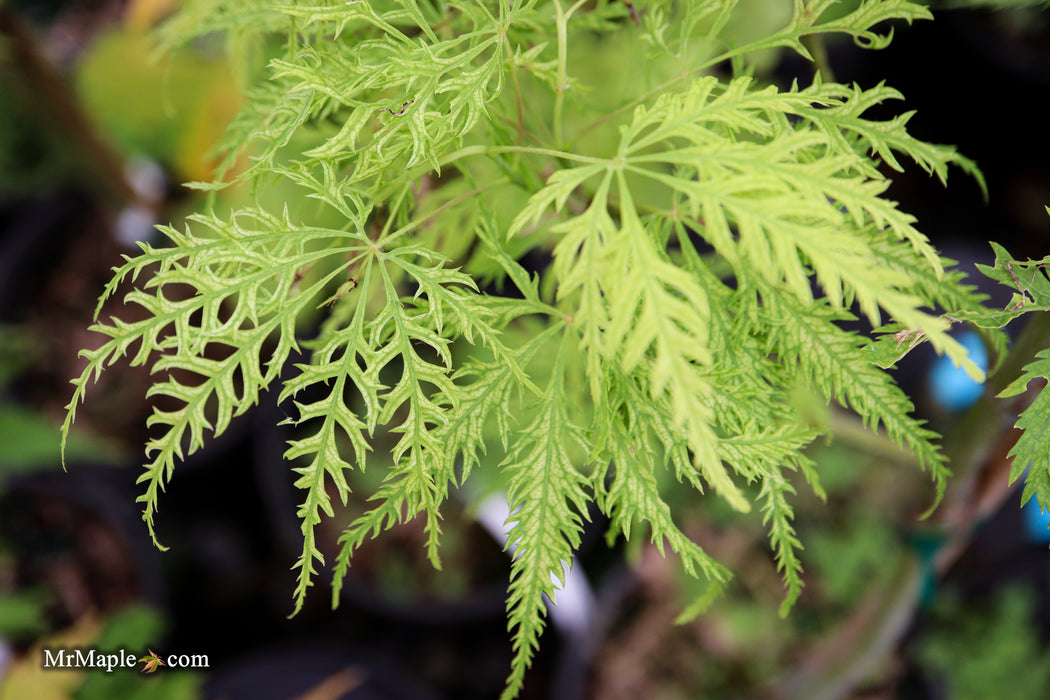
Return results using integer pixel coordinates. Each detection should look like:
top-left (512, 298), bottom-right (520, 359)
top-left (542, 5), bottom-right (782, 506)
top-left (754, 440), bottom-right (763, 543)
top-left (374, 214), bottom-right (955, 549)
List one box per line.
top-left (203, 640), bottom-right (441, 700)
top-left (251, 390), bottom-right (623, 700)
top-left (0, 463), bottom-right (168, 630)
top-left (252, 396), bottom-right (510, 626)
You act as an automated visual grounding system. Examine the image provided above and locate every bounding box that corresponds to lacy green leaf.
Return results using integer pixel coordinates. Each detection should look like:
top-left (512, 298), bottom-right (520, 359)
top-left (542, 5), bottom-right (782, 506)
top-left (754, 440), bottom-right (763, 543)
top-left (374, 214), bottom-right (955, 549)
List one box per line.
top-left (62, 3), bottom-right (1001, 697)
top-left (1000, 350), bottom-right (1050, 509)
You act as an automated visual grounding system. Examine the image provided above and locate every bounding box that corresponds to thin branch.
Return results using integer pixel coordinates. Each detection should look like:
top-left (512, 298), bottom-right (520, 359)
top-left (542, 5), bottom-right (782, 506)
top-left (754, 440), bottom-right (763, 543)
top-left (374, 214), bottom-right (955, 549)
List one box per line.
top-left (0, 6), bottom-right (135, 204)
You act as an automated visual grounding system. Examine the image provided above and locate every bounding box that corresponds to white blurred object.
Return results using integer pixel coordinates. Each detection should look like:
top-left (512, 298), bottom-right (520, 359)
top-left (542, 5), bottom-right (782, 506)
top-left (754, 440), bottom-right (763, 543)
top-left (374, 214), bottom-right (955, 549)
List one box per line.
top-left (125, 156), bottom-right (167, 203)
top-left (114, 204), bottom-right (158, 248)
top-left (114, 156), bottom-right (166, 248)
top-left (475, 493), bottom-right (597, 647)
top-left (0, 636), bottom-right (12, 682)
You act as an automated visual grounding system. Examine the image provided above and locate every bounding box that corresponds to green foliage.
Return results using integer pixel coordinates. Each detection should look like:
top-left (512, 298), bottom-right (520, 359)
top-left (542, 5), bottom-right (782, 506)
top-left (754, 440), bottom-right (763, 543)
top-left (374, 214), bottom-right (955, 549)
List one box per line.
top-left (0, 49), bottom-right (73, 195)
top-left (807, 507), bottom-right (903, 608)
top-left (1002, 347), bottom-right (1050, 509)
top-left (74, 606), bottom-right (202, 700)
top-left (0, 328), bottom-right (121, 477)
top-left (916, 587), bottom-right (1050, 700)
top-left (63, 1), bottom-right (1037, 695)
top-left (0, 587), bottom-right (50, 639)
top-left (973, 240), bottom-right (1050, 512)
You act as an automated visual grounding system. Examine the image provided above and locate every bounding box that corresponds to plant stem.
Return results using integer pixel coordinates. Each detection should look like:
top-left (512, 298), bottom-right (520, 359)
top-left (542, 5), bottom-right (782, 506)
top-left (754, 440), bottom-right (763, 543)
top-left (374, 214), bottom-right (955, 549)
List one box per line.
top-left (479, 145), bottom-right (604, 164)
top-left (801, 34), bottom-right (835, 83)
top-left (552, 0), bottom-right (570, 147)
top-left (936, 311), bottom-right (1050, 533)
top-left (825, 409), bottom-right (920, 470)
top-left (374, 145), bottom-right (604, 201)
top-left (509, 57), bottom-right (526, 145)
top-left (779, 311), bottom-right (1050, 699)
top-left (0, 6), bottom-right (134, 204)
top-left (779, 556), bottom-right (923, 700)
top-left (569, 22), bottom-right (837, 149)
top-left (377, 177), bottom-right (509, 248)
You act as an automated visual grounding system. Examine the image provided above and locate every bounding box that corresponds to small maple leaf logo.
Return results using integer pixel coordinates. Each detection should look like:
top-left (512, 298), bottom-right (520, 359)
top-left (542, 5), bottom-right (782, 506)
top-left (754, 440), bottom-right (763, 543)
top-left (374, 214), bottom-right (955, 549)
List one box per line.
top-left (139, 650), bottom-right (165, 674)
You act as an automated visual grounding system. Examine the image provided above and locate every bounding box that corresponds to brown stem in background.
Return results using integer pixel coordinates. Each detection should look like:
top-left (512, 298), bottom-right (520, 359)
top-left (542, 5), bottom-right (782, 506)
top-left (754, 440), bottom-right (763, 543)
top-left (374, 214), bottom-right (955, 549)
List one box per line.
top-left (932, 311), bottom-right (1050, 569)
top-left (801, 33), bottom-right (835, 84)
top-left (0, 5), bottom-right (134, 204)
top-left (777, 311), bottom-right (1050, 700)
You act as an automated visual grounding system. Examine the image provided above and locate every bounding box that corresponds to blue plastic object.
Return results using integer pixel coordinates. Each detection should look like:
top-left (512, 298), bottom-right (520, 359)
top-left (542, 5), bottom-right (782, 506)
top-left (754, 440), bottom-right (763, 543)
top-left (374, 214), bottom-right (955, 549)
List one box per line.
top-left (1023, 495), bottom-right (1050, 544)
top-left (927, 330), bottom-right (988, 411)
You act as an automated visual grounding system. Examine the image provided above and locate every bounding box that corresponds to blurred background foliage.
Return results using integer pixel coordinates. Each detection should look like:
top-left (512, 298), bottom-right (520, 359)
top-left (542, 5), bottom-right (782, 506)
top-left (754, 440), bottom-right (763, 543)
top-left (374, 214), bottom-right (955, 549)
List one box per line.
top-left (3, 0), bottom-right (1050, 698)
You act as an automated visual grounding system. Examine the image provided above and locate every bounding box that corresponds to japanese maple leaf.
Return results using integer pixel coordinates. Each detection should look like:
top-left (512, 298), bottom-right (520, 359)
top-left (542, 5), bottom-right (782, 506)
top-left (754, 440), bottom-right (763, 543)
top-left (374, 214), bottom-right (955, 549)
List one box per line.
top-left (139, 650), bottom-right (165, 674)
